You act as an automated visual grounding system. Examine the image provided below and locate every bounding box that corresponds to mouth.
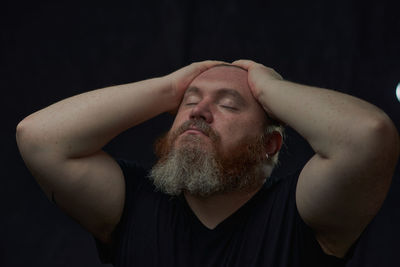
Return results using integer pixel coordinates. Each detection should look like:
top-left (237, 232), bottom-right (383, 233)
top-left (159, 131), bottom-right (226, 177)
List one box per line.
top-left (183, 127), bottom-right (209, 137)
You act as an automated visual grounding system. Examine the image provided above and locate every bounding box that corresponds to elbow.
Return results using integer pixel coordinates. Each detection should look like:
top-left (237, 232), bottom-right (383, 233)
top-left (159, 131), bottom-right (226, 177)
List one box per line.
top-left (16, 118), bottom-right (29, 143)
top-left (16, 118), bottom-right (30, 148)
top-left (16, 119), bottom-right (31, 161)
top-left (360, 114), bottom-right (399, 160)
top-left (16, 116), bottom-right (42, 155)
top-left (370, 115), bottom-right (398, 145)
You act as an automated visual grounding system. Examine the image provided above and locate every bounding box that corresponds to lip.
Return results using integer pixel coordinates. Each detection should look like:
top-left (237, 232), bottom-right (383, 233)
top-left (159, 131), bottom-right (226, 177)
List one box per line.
top-left (183, 127), bottom-right (208, 136)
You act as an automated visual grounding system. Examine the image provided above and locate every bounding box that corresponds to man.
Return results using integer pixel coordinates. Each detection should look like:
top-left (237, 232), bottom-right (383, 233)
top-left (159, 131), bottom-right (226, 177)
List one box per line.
top-left (16, 60), bottom-right (399, 266)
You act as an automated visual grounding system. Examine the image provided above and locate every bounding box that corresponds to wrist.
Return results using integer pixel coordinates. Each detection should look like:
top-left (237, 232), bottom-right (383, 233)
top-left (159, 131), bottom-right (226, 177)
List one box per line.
top-left (156, 76), bottom-right (183, 112)
top-left (254, 79), bottom-right (286, 125)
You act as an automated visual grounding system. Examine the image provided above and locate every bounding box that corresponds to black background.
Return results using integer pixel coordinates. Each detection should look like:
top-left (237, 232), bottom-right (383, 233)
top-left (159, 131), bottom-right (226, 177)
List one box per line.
top-left (2, 0), bottom-right (399, 266)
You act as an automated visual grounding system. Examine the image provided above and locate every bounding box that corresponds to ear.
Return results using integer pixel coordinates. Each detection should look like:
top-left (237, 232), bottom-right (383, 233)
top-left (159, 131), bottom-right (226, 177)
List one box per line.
top-left (264, 131), bottom-right (283, 157)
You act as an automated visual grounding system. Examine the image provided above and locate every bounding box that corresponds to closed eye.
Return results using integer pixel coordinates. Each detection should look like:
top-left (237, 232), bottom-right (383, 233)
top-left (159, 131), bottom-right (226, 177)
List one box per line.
top-left (220, 105), bottom-right (238, 110)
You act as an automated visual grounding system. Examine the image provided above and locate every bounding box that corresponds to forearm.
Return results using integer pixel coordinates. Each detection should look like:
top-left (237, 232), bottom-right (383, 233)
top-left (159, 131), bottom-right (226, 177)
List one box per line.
top-left (17, 77), bottom-right (175, 158)
top-left (257, 80), bottom-right (397, 158)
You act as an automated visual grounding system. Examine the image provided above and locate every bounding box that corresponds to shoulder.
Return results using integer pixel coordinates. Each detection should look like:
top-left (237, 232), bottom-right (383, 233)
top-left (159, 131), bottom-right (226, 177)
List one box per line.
top-left (270, 169), bottom-right (352, 263)
top-left (115, 158), bottom-right (148, 178)
top-left (115, 158), bottom-right (151, 190)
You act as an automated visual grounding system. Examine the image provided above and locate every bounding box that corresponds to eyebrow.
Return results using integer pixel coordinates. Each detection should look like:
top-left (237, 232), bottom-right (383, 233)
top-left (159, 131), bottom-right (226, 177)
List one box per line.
top-left (184, 86), bottom-right (247, 106)
top-left (215, 88), bottom-right (246, 106)
top-left (184, 86), bottom-right (201, 96)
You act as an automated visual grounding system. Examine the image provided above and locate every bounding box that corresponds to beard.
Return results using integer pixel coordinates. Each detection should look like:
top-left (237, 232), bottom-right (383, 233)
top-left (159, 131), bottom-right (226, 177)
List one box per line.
top-left (148, 119), bottom-right (270, 197)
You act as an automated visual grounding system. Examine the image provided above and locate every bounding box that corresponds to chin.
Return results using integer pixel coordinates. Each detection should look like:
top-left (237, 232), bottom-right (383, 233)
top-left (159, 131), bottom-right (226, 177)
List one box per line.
top-left (176, 133), bottom-right (211, 147)
top-left (175, 141), bottom-right (216, 160)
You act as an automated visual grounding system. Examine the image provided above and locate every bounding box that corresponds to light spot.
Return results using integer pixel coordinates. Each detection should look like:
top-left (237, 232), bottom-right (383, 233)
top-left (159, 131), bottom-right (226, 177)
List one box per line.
top-left (396, 82), bottom-right (400, 103)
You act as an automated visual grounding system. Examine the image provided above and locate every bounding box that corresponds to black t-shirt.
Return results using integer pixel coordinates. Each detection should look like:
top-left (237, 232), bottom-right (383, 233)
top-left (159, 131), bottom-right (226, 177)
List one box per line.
top-left (95, 159), bottom-right (352, 266)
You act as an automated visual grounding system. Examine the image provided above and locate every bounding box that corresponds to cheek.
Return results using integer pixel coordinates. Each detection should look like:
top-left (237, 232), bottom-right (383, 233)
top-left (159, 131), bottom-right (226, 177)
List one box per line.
top-left (219, 117), bottom-right (263, 144)
top-left (215, 120), bottom-right (244, 145)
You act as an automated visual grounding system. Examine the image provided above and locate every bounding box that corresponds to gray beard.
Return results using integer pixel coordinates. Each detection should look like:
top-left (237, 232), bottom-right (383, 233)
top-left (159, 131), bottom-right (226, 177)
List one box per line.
top-left (149, 135), bottom-right (223, 197)
top-left (149, 134), bottom-right (270, 197)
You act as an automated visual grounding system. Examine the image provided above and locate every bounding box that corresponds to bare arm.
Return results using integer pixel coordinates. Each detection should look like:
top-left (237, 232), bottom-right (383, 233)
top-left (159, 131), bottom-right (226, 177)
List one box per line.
top-left (233, 60), bottom-right (399, 257)
top-left (16, 61), bottom-right (223, 242)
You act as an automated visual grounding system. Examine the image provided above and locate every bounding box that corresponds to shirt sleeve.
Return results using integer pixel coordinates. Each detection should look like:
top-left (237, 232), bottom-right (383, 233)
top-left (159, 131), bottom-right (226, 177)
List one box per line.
top-left (93, 158), bottom-right (148, 264)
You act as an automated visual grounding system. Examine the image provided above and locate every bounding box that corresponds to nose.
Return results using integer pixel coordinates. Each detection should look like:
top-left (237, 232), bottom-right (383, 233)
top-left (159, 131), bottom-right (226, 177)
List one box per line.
top-left (189, 101), bottom-right (213, 123)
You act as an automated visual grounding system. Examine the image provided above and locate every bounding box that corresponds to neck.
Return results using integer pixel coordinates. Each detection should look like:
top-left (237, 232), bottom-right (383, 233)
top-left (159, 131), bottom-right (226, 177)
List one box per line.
top-left (184, 186), bottom-right (262, 229)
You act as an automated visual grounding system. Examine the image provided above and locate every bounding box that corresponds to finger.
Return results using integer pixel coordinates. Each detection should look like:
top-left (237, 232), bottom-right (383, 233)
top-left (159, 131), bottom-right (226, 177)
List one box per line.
top-left (194, 60), bottom-right (227, 67)
top-left (191, 60), bottom-right (227, 74)
top-left (231, 59), bottom-right (256, 69)
top-left (231, 59), bottom-right (254, 64)
top-left (203, 60), bottom-right (228, 68)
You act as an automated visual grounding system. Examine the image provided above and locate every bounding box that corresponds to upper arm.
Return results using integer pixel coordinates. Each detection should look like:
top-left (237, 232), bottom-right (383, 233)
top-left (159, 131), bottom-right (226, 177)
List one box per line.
top-left (18, 138), bottom-right (125, 243)
top-left (296, 119), bottom-right (399, 258)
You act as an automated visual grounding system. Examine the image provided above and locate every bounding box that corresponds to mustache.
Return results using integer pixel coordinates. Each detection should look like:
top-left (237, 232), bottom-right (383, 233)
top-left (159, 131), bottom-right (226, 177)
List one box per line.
top-left (154, 119), bottom-right (220, 162)
top-left (171, 119), bottom-right (220, 143)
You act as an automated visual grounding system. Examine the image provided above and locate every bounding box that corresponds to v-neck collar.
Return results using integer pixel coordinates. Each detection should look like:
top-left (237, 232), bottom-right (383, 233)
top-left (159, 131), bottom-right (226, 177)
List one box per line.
top-left (178, 176), bottom-right (280, 232)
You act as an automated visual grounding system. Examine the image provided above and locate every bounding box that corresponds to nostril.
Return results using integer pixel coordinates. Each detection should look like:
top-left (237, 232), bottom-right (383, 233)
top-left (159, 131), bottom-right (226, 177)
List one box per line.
top-left (189, 103), bottom-right (213, 123)
top-left (190, 113), bottom-right (207, 121)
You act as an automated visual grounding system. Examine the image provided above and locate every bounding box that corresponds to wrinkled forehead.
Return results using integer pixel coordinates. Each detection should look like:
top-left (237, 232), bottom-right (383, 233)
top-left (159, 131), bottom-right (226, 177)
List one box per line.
top-left (188, 65), bottom-right (251, 98)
